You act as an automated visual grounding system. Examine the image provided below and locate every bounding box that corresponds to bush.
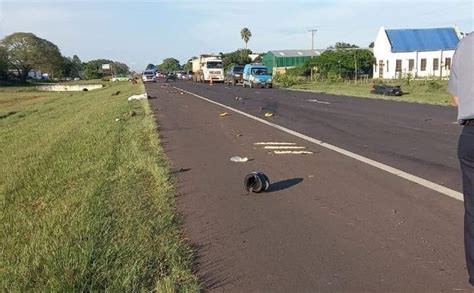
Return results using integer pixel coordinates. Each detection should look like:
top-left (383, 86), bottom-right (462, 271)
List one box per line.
top-left (426, 80), bottom-right (443, 91)
top-left (273, 72), bottom-right (306, 87)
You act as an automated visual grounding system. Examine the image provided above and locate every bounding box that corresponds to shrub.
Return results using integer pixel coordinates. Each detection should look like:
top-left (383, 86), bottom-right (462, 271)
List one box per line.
top-left (426, 80), bottom-right (442, 91)
top-left (273, 72), bottom-right (305, 87)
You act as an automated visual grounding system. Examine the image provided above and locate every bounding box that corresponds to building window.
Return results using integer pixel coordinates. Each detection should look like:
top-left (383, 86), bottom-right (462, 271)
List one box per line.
top-left (395, 59), bottom-right (402, 72)
top-left (421, 59), bottom-right (427, 71)
top-left (408, 59), bottom-right (414, 71)
top-left (433, 58), bottom-right (439, 71)
top-left (445, 57), bottom-right (451, 70)
top-left (386, 60), bottom-right (389, 72)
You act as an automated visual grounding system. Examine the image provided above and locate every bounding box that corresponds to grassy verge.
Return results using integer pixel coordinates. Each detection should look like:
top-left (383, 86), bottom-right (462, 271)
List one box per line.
top-left (0, 82), bottom-right (199, 291)
top-left (287, 79), bottom-right (453, 106)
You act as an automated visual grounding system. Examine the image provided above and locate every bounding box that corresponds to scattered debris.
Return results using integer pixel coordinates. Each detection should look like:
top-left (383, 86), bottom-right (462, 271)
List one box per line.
top-left (273, 151), bottom-right (314, 155)
top-left (115, 118), bottom-right (121, 122)
top-left (111, 90), bottom-right (121, 96)
top-left (180, 92), bottom-right (184, 95)
top-left (235, 133), bottom-right (243, 137)
top-left (128, 93), bottom-right (147, 101)
top-left (264, 112), bottom-right (274, 117)
top-left (244, 171), bottom-right (270, 193)
top-left (230, 156), bottom-right (249, 162)
top-left (160, 83), bottom-right (171, 88)
top-left (219, 112), bottom-right (230, 117)
top-left (263, 146), bottom-right (306, 150)
top-left (234, 96), bottom-right (243, 101)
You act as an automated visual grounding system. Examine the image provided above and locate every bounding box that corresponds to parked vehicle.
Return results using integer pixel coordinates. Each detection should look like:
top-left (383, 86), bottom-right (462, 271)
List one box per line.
top-left (225, 65), bottom-right (245, 86)
top-left (165, 72), bottom-right (177, 81)
top-left (370, 84), bottom-right (403, 96)
top-left (111, 75), bottom-right (132, 82)
top-left (191, 55), bottom-right (224, 83)
top-left (242, 64), bottom-right (272, 88)
top-left (142, 70), bottom-right (156, 82)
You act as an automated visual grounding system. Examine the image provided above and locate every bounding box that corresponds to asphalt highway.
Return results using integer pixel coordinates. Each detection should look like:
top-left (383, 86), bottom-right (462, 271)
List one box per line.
top-left (146, 81), bottom-right (468, 292)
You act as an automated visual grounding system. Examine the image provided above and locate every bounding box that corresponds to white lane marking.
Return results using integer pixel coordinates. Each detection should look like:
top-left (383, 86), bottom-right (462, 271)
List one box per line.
top-left (254, 142), bottom-right (296, 145)
top-left (264, 146), bottom-right (306, 150)
top-left (274, 151), bottom-right (314, 155)
top-left (307, 99), bottom-right (330, 105)
top-left (174, 86), bottom-right (464, 202)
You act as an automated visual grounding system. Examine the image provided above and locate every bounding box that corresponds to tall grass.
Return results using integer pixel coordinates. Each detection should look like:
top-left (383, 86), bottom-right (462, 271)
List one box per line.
top-left (0, 82), bottom-right (199, 291)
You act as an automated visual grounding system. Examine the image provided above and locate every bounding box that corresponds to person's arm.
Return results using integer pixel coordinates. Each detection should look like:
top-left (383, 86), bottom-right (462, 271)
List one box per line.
top-left (452, 95), bottom-right (459, 106)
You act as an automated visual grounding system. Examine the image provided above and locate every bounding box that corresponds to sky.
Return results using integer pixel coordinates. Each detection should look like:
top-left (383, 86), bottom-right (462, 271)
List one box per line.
top-left (1, 0), bottom-right (472, 71)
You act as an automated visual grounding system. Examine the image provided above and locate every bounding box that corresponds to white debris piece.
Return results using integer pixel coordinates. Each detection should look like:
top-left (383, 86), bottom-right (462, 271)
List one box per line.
top-left (128, 93), bottom-right (148, 101)
top-left (230, 156), bottom-right (249, 162)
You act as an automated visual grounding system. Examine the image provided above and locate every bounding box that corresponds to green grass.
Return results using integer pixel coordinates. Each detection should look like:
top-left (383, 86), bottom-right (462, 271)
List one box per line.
top-left (0, 82), bottom-right (199, 291)
top-left (288, 79), bottom-right (453, 106)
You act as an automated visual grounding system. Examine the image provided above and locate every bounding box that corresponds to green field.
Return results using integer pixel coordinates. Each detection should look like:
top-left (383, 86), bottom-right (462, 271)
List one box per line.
top-left (287, 79), bottom-right (453, 106)
top-left (0, 82), bottom-right (199, 291)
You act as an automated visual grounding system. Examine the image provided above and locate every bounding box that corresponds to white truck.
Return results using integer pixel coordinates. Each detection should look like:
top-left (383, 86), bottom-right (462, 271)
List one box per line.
top-left (191, 55), bottom-right (224, 83)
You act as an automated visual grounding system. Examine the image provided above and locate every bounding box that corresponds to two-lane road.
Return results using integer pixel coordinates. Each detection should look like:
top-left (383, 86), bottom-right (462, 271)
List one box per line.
top-left (147, 81), bottom-right (469, 291)
top-left (173, 81), bottom-right (461, 192)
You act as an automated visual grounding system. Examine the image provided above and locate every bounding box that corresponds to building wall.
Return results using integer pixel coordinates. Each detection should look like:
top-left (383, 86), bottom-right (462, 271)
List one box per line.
top-left (373, 27), bottom-right (455, 79)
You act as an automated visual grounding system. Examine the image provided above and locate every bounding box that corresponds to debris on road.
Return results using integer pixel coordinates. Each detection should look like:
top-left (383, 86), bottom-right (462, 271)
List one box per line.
top-left (235, 133), bottom-right (243, 137)
top-left (128, 93), bottom-right (147, 101)
top-left (273, 151), bottom-right (314, 155)
top-left (230, 156), bottom-right (249, 162)
top-left (220, 112), bottom-right (230, 117)
top-left (244, 171), bottom-right (270, 193)
top-left (264, 112), bottom-right (274, 117)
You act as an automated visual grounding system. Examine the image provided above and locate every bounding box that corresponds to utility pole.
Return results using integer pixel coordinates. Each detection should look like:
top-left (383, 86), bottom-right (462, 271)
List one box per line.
top-left (308, 29), bottom-right (317, 81)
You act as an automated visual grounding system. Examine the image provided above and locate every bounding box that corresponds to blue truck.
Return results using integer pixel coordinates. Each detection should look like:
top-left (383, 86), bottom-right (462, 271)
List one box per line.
top-left (242, 64), bottom-right (273, 88)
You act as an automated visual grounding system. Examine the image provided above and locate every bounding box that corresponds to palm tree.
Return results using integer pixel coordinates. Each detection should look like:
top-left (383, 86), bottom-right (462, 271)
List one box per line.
top-left (240, 28), bottom-right (252, 49)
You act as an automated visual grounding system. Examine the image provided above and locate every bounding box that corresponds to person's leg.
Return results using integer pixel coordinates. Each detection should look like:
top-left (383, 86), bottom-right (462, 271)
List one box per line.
top-left (459, 126), bottom-right (474, 285)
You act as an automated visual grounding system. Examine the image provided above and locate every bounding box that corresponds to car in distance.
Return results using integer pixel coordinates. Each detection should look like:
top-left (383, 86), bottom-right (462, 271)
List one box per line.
top-left (225, 65), bottom-right (244, 86)
top-left (370, 84), bottom-right (403, 96)
top-left (142, 70), bottom-right (156, 82)
top-left (111, 75), bottom-right (132, 82)
top-left (242, 64), bottom-right (272, 88)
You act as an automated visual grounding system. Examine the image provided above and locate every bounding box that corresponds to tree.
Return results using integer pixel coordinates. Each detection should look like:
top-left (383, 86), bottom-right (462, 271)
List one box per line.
top-left (240, 28), bottom-right (252, 49)
top-left (113, 62), bottom-right (129, 75)
top-left (0, 32), bottom-right (63, 80)
top-left (157, 58), bottom-right (180, 72)
top-left (327, 42), bottom-right (359, 50)
top-left (146, 63), bottom-right (156, 70)
top-left (0, 46), bottom-right (8, 80)
top-left (221, 49), bottom-right (252, 69)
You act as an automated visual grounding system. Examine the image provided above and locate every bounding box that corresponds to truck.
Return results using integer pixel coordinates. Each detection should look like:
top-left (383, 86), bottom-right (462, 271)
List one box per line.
top-left (191, 55), bottom-right (224, 83)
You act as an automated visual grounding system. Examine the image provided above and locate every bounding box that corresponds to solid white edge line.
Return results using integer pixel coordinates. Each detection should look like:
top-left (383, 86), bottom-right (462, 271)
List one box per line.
top-left (174, 86), bottom-right (464, 202)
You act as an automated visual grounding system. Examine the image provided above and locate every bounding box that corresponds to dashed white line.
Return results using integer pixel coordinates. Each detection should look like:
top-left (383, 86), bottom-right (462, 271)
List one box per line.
top-left (173, 86), bottom-right (464, 202)
top-left (307, 99), bottom-right (330, 105)
top-left (264, 146), bottom-right (306, 150)
top-left (273, 151), bottom-right (314, 155)
top-left (254, 142), bottom-right (297, 145)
